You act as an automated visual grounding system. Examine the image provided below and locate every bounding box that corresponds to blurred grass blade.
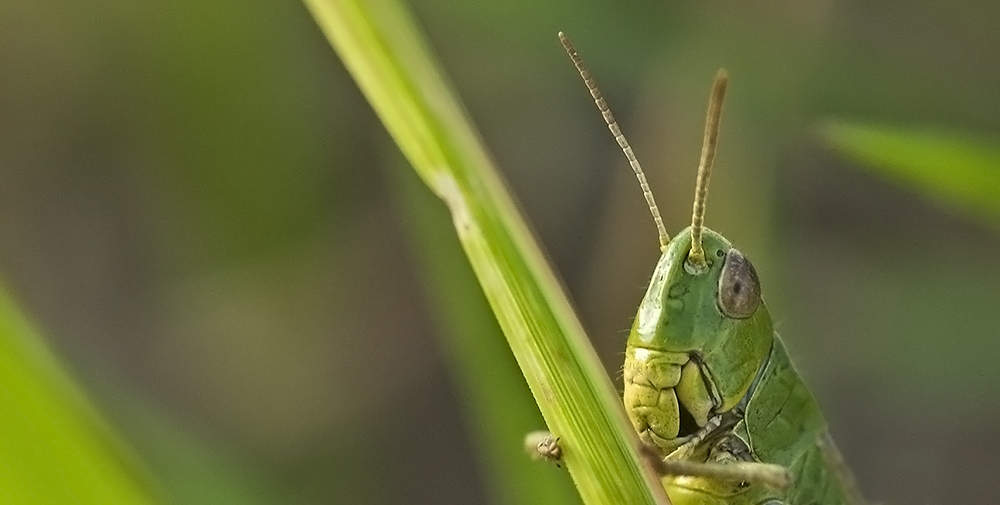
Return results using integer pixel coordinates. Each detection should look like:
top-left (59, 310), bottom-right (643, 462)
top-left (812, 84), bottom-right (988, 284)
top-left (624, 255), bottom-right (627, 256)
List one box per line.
top-left (115, 399), bottom-right (284, 505)
top-left (303, 0), bottom-right (668, 503)
top-left (821, 121), bottom-right (1000, 228)
top-left (0, 285), bottom-right (157, 503)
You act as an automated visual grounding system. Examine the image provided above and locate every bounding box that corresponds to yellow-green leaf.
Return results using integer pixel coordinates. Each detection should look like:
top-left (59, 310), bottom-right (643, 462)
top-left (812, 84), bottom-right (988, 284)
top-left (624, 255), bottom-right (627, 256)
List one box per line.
top-left (302, 0), bottom-right (668, 502)
top-left (0, 286), bottom-right (157, 503)
top-left (821, 121), bottom-right (1000, 227)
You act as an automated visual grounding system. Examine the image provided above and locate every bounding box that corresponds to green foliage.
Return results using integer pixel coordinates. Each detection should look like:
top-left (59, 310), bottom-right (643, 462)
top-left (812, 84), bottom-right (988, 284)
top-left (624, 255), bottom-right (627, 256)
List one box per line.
top-left (302, 0), bottom-right (667, 502)
top-left (821, 121), bottom-right (1000, 228)
top-left (390, 161), bottom-right (578, 505)
top-left (0, 286), bottom-right (157, 503)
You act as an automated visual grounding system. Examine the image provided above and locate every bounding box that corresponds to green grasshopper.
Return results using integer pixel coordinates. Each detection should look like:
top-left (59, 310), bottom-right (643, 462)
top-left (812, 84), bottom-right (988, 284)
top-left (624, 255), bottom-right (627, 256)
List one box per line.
top-left (558, 33), bottom-right (866, 505)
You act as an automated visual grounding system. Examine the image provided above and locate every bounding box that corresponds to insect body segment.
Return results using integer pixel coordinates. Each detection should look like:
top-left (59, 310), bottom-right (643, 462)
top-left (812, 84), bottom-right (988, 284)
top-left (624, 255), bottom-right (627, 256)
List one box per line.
top-left (624, 230), bottom-right (857, 505)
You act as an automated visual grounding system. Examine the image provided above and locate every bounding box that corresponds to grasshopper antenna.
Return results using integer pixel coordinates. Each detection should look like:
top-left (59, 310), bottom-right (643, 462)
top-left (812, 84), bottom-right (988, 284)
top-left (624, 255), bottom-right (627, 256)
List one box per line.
top-left (558, 32), bottom-right (670, 251)
top-left (687, 69), bottom-right (728, 269)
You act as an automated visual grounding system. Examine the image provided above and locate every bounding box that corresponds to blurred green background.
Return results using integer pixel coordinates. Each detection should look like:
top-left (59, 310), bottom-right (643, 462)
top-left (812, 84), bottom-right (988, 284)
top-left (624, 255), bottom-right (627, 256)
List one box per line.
top-left (1, 0), bottom-right (999, 503)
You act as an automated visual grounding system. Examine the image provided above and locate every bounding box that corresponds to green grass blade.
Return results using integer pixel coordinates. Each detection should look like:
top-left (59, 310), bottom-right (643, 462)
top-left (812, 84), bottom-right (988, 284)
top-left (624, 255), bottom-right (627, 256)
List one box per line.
top-left (303, 0), bottom-right (668, 503)
top-left (821, 121), bottom-right (1000, 228)
top-left (0, 285), bottom-right (157, 503)
top-left (389, 158), bottom-right (578, 505)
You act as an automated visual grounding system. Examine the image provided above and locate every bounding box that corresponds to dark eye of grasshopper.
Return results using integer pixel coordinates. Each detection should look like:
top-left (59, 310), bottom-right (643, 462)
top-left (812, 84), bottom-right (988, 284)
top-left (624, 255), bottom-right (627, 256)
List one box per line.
top-left (717, 248), bottom-right (761, 319)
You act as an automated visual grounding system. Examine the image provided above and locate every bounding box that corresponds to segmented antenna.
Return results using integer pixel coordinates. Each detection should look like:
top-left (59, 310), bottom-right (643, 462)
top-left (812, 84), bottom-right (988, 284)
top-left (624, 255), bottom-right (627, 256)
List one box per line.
top-left (687, 69), bottom-right (729, 269)
top-left (558, 32), bottom-right (670, 251)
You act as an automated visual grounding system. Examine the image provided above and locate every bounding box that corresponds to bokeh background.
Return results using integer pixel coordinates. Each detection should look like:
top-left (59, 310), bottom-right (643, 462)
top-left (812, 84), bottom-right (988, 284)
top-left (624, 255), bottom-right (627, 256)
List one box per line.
top-left (2, 0), bottom-right (999, 503)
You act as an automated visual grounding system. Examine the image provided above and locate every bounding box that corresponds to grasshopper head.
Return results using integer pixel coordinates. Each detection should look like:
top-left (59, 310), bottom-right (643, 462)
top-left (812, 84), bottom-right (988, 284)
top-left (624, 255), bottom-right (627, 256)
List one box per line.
top-left (558, 33), bottom-right (774, 456)
top-left (623, 228), bottom-right (774, 453)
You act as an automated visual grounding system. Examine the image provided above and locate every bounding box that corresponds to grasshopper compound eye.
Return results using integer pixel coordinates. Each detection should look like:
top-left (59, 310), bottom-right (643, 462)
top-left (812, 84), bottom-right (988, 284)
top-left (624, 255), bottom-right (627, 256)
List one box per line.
top-left (717, 248), bottom-right (761, 319)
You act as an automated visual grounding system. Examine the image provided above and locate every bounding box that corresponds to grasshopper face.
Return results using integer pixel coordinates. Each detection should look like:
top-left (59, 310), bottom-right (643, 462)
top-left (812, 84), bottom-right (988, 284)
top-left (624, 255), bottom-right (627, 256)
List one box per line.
top-left (624, 227), bottom-right (774, 455)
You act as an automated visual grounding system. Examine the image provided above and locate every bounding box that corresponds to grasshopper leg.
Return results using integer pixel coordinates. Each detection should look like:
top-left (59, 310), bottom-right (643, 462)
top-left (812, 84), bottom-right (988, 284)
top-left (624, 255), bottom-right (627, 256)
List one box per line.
top-left (524, 430), bottom-right (563, 466)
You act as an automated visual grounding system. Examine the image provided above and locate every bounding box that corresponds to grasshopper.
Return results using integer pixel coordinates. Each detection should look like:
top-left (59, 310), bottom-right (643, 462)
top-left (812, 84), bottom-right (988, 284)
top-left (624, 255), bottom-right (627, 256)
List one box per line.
top-left (558, 33), bottom-right (866, 505)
